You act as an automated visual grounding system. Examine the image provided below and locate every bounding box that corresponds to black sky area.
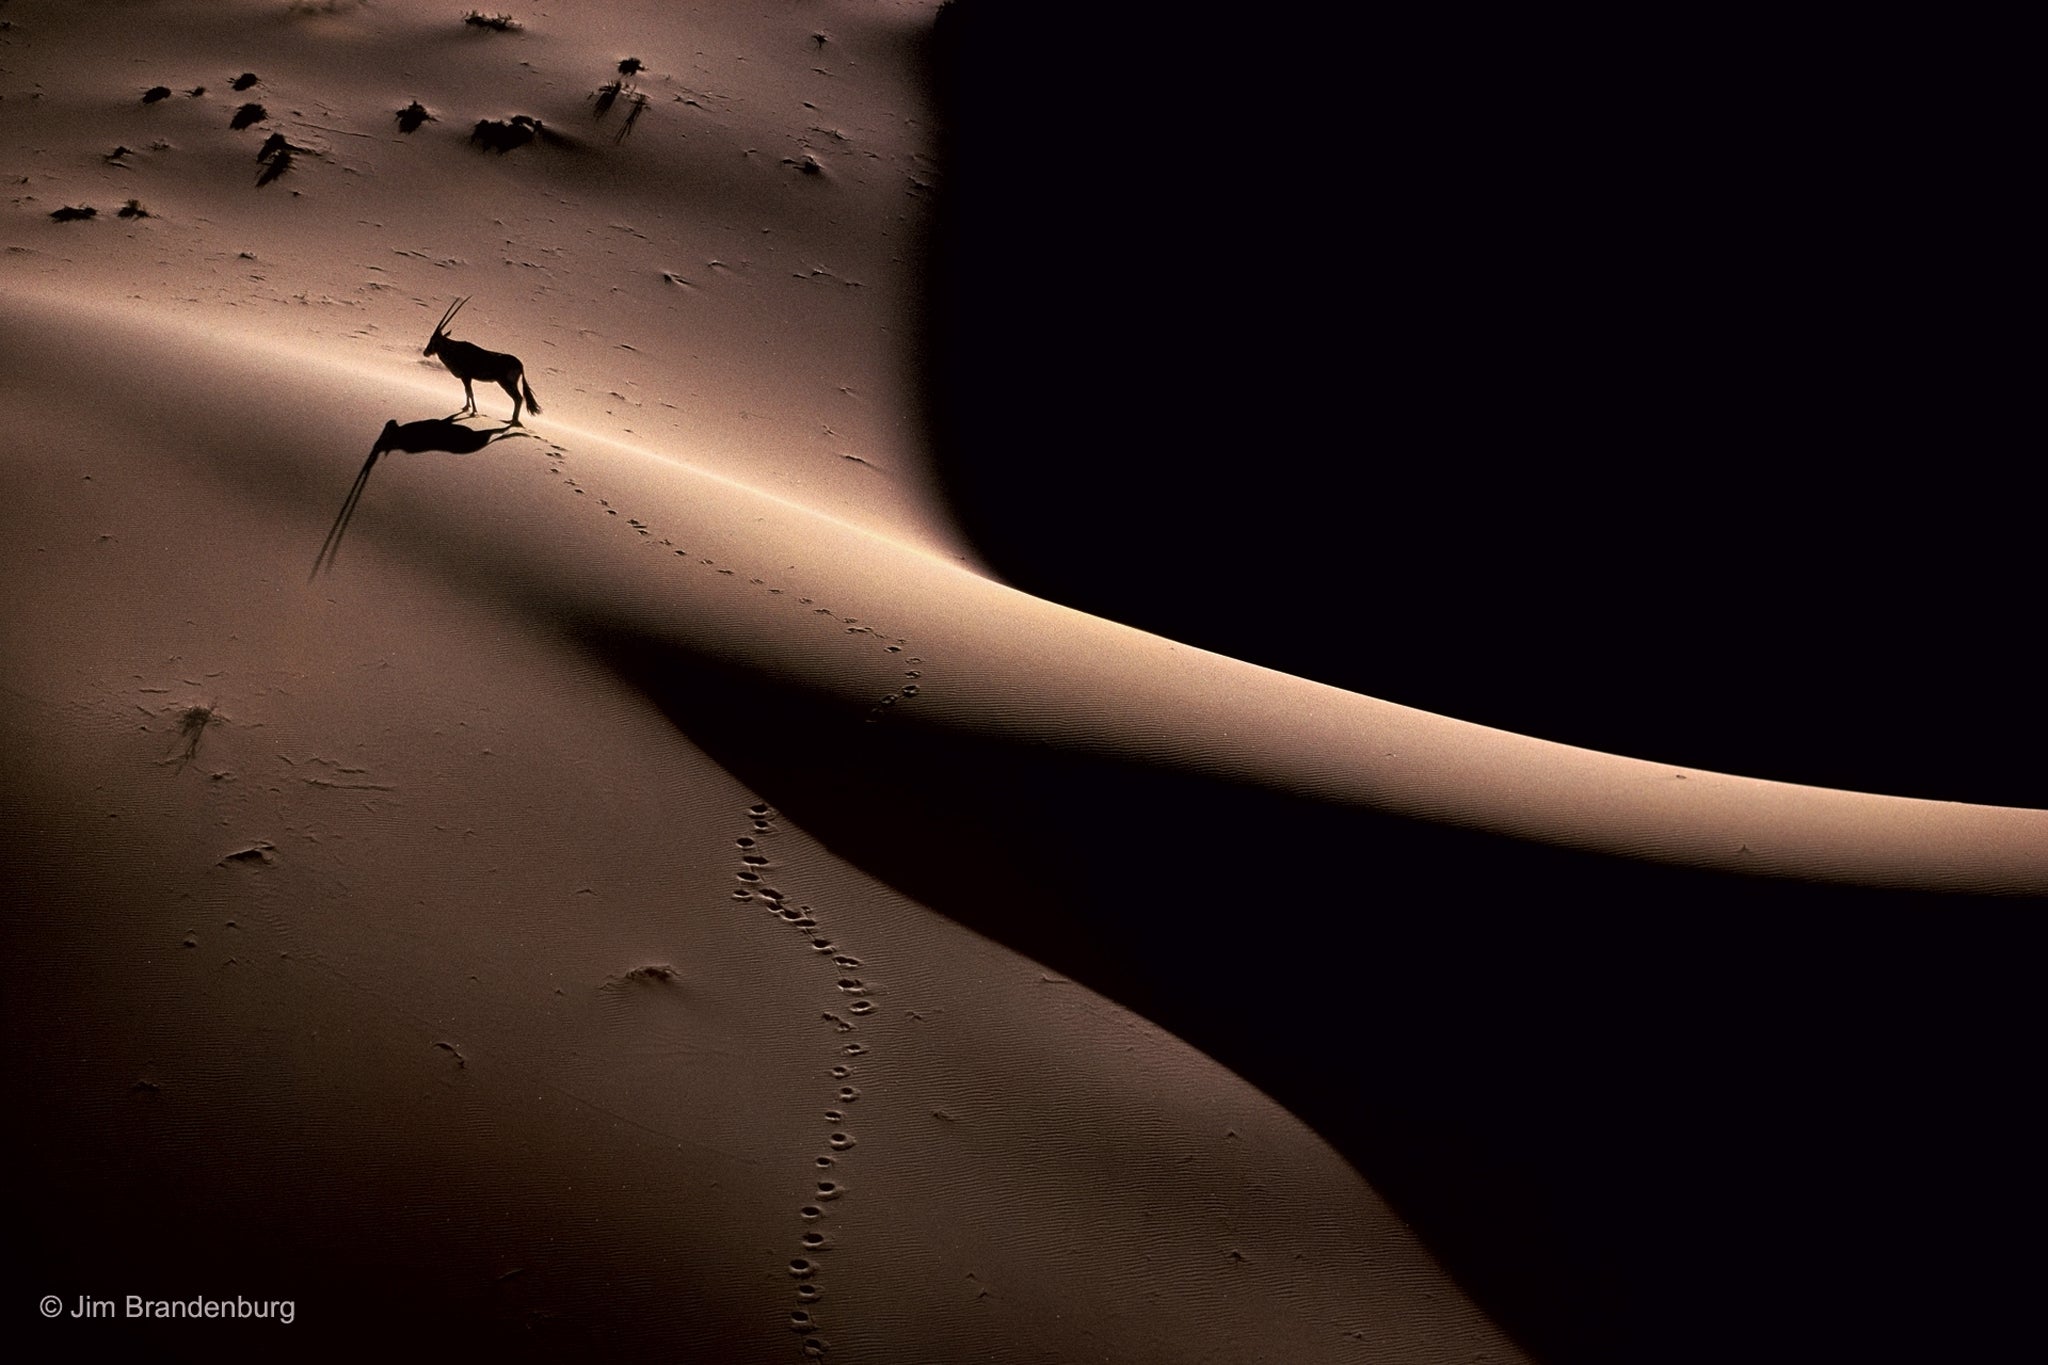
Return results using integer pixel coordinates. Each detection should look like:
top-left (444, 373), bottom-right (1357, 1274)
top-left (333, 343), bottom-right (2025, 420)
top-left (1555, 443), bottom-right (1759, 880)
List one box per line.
top-left (918, 11), bottom-right (2037, 1364)
top-left (922, 10), bottom-right (2034, 808)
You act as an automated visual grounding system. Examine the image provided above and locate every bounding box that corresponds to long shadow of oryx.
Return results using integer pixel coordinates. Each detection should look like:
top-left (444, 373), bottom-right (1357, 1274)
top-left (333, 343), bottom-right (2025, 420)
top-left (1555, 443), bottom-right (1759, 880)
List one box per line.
top-left (310, 417), bottom-right (533, 580)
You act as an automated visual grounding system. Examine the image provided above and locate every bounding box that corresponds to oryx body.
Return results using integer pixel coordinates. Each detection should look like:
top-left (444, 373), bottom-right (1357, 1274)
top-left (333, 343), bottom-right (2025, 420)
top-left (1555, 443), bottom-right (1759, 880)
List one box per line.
top-left (424, 297), bottom-right (541, 424)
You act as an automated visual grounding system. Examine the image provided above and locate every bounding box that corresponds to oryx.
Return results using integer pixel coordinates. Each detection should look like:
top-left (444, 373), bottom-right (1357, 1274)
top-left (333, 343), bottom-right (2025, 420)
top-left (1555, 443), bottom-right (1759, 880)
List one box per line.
top-left (423, 296), bottom-right (541, 425)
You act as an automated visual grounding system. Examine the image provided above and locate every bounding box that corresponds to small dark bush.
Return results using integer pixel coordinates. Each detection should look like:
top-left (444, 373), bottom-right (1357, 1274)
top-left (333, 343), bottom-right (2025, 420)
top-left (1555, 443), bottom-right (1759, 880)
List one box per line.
top-left (232, 72), bottom-right (260, 91)
top-left (396, 100), bottom-right (433, 133)
top-left (256, 150), bottom-right (294, 187)
top-left (463, 12), bottom-right (520, 31)
top-left (618, 57), bottom-right (642, 75)
top-left (230, 102), bottom-right (267, 130)
top-left (470, 115), bottom-right (540, 153)
top-left (50, 205), bottom-right (97, 222)
top-left (142, 86), bottom-right (172, 104)
top-left (118, 199), bottom-right (151, 219)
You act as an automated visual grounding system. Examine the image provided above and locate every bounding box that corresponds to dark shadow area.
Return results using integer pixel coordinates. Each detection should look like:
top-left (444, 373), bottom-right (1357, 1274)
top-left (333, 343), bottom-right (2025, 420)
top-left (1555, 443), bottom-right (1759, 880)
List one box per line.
top-left (586, 622), bottom-right (2046, 1365)
top-left (916, 9), bottom-right (2037, 809)
top-left (310, 417), bottom-right (528, 579)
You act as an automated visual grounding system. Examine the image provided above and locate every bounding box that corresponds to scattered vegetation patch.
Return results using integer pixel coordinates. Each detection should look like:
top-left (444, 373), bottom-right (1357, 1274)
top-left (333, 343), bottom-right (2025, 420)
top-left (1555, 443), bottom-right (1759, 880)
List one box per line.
top-left (230, 101), bottom-right (267, 130)
top-left (186, 85), bottom-right (207, 98)
top-left (463, 11), bottom-right (521, 32)
top-left (49, 204), bottom-right (96, 222)
top-left (470, 114), bottom-right (540, 153)
top-left (142, 85), bottom-right (172, 104)
top-left (395, 100), bottom-right (433, 133)
top-left (231, 72), bottom-right (260, 91)
top-left (118, 198), bottom-right (151, 218)
top-left (617, 56), bottom-right (642, 75)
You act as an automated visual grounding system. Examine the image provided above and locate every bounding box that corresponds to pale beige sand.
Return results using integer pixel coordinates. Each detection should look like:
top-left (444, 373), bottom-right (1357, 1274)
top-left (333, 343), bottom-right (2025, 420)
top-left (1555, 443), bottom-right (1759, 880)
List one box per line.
top-left (3, 4), bottom-right (2042, 1363)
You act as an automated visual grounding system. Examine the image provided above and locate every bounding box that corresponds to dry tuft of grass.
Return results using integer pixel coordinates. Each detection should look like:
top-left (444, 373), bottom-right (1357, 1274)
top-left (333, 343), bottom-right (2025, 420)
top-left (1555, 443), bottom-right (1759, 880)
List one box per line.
top-left (463, 11), bottom-right (521, 32)
top-left (167, 702), bottom-right (220, 768)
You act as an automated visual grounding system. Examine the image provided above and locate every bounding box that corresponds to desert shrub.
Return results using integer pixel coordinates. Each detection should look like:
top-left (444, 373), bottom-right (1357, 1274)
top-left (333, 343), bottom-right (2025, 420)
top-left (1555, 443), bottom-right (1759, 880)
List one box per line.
top-left (470, 115), bottom-right (540, 153)
top-left (118, 199), bottom-right (151, 219)
top-left (396, 101), bottom-right (433, 133)
top-left (618, 91), bottom-right (649, 141)
top-left (254, 132), bottom-right (305, 186)
top-left (463, 12), bottom-right (520, 31)
top-left (50, 205), bottom-right (97, 222)
top-left (142, 86), bottom-right (172, 103)
top-left (230, 102), bottom-right (267, 130)
top-left (592, 76), bottom-right (651, 141)
top-left (232, 72), bottom-right (259, 91)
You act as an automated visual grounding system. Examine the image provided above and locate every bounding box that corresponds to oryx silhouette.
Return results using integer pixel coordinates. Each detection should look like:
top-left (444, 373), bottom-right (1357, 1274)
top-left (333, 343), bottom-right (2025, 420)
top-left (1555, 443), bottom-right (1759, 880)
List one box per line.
top-left (423, 297), bottom-right (541, 425)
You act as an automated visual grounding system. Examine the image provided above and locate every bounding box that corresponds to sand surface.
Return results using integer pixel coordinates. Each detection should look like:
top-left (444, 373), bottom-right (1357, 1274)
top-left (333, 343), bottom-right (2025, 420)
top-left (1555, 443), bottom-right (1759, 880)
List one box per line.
top-left (4, 5), bottom-right (2040, 1363)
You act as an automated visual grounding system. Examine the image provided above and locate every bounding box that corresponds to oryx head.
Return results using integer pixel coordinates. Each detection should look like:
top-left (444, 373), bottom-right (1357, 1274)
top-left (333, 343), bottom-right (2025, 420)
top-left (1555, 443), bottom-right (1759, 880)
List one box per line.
top-left (424, 296), bottom-right (469, 356)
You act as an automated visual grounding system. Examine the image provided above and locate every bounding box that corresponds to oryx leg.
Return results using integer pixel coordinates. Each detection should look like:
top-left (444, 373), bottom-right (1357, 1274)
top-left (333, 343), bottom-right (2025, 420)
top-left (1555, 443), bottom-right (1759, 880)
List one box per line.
top-left (498, 370), bottom-right (526, 425)
top-left (460, 377), bottom-right (478, 416)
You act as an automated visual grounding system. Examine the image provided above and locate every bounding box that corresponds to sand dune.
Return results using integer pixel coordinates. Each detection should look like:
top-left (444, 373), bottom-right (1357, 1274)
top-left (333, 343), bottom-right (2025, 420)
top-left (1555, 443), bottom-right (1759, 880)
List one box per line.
top-left (5, 4), bottom-right (2041, 1363)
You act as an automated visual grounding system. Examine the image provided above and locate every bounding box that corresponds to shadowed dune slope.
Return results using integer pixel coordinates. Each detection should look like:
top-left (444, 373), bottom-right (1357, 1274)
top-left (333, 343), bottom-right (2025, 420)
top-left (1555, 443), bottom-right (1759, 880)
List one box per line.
top-left (5, 285), bottom-right (2045, 1365)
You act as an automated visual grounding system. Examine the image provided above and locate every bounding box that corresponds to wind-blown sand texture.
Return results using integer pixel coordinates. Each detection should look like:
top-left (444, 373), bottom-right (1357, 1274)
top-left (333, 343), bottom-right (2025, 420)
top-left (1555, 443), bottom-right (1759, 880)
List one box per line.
top-left (4, 5), bottom-right (2039, 1363)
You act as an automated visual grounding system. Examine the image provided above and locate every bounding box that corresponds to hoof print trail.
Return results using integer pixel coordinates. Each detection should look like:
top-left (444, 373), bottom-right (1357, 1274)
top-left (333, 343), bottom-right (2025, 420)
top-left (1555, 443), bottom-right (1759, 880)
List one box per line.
top-left (730, 800), bottom-right (884, 1353)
